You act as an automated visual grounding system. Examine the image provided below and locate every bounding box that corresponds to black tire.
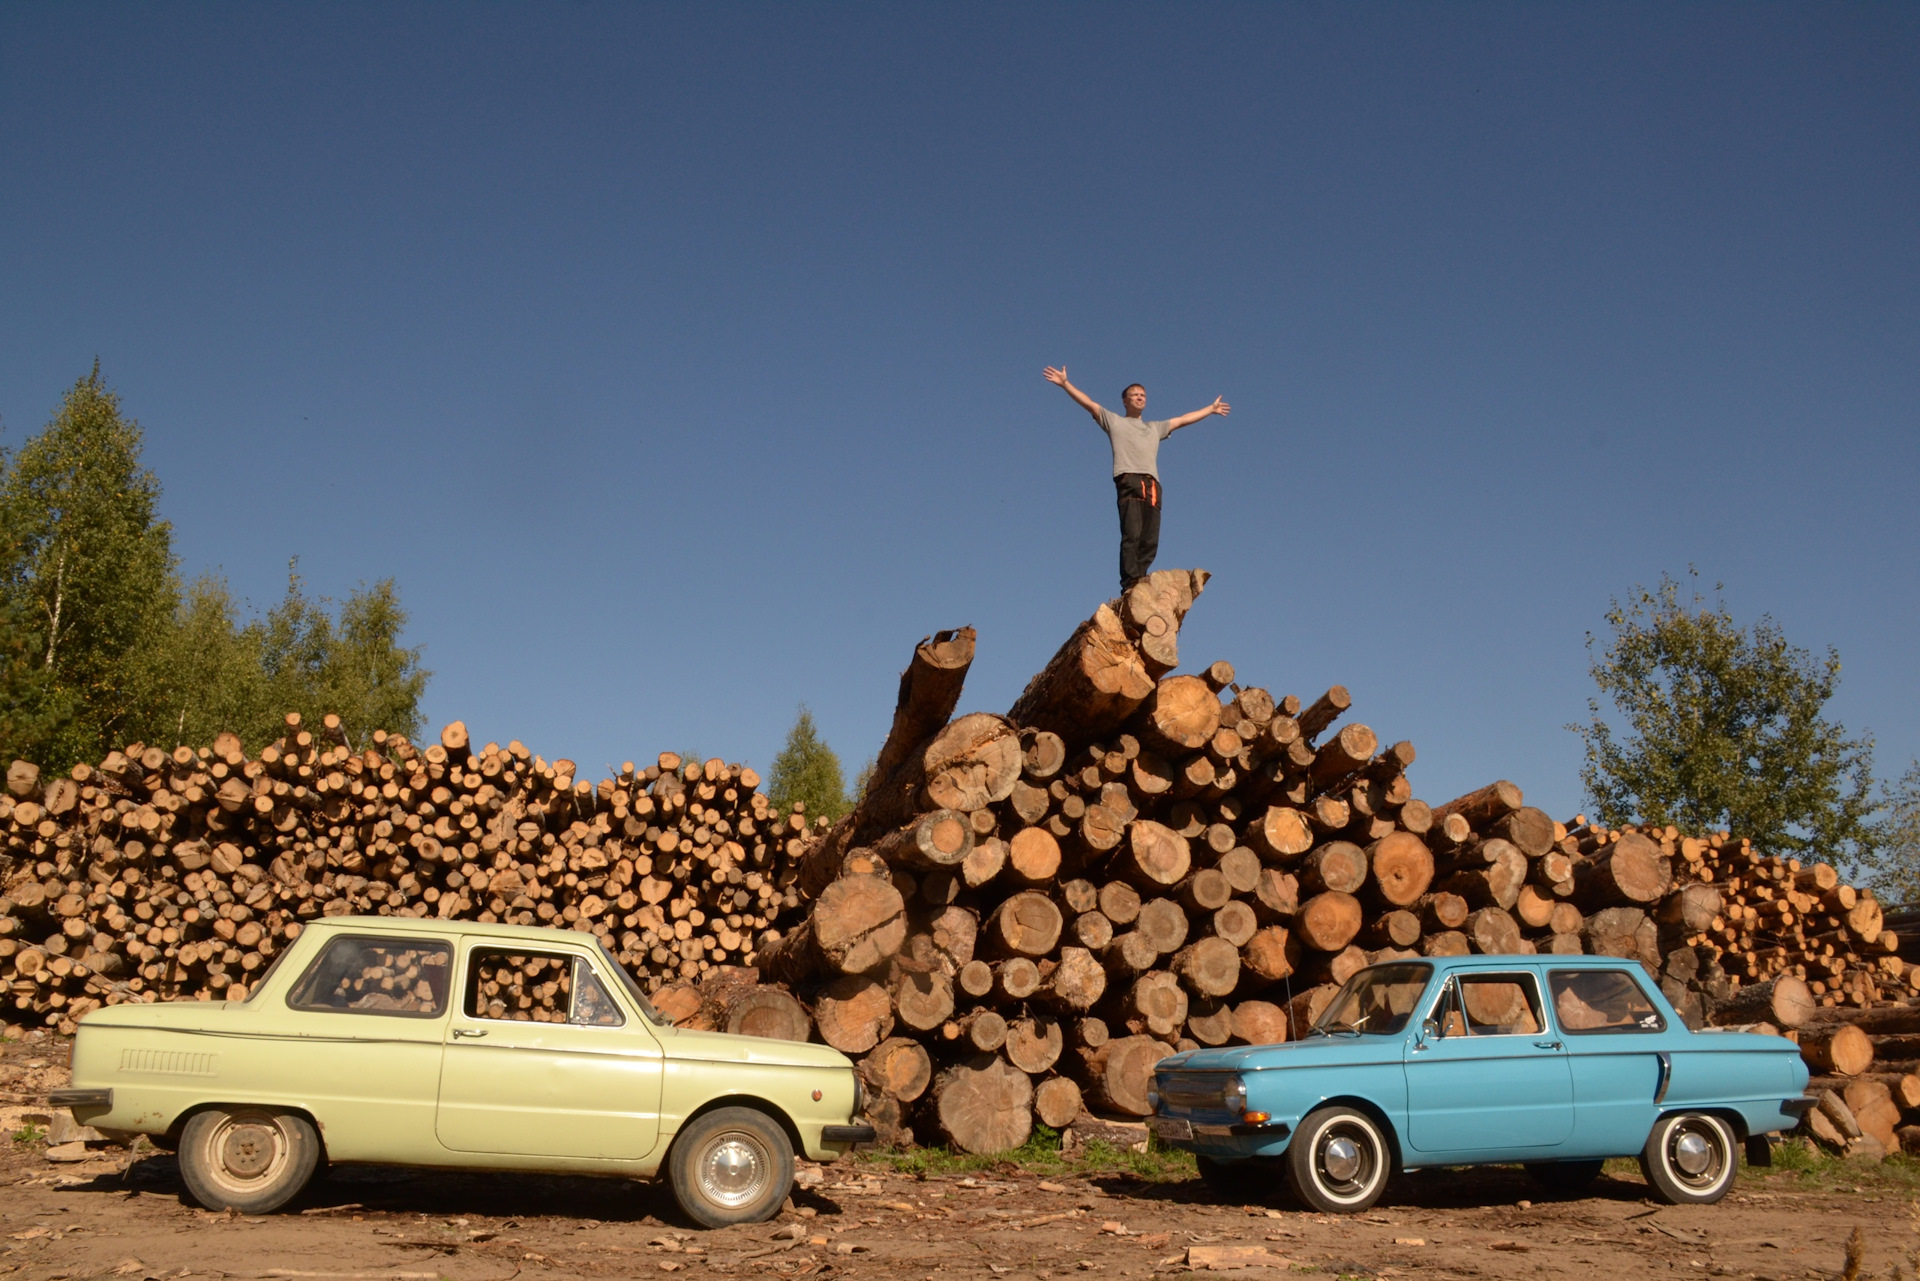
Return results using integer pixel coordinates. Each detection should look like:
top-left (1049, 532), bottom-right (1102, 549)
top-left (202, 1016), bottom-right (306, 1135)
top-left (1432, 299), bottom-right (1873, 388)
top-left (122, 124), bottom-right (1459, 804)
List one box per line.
top-left (668, 1106), bottom-right (794, 1229)
top-left (1196, 1155), bottom-right (1277, 1200)
top-left (1639, 1112), bottom-right (1737, 1205)
top-left (1524, 1159), bottom-right (1605, 1195)
top-left (1285, 1106), bottom-right (1392, 1214)
top-left (177, 1107), bottom-right (322, 1214)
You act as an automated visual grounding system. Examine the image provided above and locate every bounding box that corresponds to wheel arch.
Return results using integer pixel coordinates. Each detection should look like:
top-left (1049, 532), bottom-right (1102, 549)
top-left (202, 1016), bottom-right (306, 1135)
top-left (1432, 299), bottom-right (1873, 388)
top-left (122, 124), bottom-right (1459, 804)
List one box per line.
top-left (1655, 1106), bottom-right (1749, 1143)
top-left (667, 1094), bottom-right (804, 1164)
top-left (164, 1101), bottom-right (331, 1162)
top-left (1303, 1095), bottom-right (1404, 1172)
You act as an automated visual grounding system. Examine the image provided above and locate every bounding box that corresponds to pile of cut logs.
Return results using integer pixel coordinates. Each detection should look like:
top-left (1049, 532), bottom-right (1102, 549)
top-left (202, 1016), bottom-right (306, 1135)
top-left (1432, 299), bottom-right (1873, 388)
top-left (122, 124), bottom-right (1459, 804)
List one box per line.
top-left (0, 719), bottom-right (819, 1033)
top-left (743, 570), bottom-right (1913, 1154)
top-left (1, 567), bottom-right (1912, 1160)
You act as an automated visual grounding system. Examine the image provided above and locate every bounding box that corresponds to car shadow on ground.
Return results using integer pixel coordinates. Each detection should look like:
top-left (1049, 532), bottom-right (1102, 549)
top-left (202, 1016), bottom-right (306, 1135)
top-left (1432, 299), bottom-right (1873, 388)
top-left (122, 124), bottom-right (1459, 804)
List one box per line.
top-left (68, 1151), bottom-right (700, 1224)
top-left (1092, 1165), bottom-right (1653, 1211)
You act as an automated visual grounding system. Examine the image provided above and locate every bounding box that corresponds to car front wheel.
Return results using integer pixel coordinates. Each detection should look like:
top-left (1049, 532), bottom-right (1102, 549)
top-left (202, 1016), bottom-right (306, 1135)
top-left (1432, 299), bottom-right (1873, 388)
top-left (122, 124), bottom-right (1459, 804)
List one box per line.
top-left (669, 1106), bottom-right (795, 1228)
top-left (1285, 1106), bottom-right (1391, 1213)
top-left (1640, 1112), bottom-right (1737, 1205)
top-left (177, 1107), bottom-right (322, 1214)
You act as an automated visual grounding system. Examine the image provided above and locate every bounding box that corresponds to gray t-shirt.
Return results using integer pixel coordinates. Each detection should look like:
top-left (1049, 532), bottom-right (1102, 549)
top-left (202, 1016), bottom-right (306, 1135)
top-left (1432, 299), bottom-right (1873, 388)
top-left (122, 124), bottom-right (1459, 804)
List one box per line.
top-left (1096, 407), bottom-right (1174, 478)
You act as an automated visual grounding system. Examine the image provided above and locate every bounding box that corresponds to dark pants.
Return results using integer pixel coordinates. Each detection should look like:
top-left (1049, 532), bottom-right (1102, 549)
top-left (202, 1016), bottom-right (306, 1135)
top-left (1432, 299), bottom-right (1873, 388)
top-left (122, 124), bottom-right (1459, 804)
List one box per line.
top-left (1115, 472), bottom-right (1162, 588)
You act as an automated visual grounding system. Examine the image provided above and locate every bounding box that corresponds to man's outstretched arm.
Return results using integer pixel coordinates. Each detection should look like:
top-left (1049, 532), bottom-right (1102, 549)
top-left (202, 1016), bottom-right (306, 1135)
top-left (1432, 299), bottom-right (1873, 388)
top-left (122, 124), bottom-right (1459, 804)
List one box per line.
top-left (1166, 396), bottom-right (1231, 433)
top-left (1044, 366), bottom-right (1105, 423)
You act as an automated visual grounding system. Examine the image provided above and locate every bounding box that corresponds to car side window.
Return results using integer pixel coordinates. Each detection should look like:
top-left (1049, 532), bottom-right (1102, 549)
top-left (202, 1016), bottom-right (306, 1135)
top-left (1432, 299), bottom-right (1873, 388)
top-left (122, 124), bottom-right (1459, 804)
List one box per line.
top-left (1550, 970), bottom-right (1667, 1034)
top-left (1456, 974), bottom-right (1545, 1036)
top-left (286, 936), bottom-right (452, 1017)
top-left (465, 949), bottom-right (624, 1027)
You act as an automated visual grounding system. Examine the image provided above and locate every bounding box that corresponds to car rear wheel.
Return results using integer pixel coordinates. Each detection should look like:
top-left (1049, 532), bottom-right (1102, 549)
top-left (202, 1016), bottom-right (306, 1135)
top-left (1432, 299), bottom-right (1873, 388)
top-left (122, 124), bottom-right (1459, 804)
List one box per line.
top-left (1524, 1159), bottom-right (1605, 1195)
top-left (1640, 1112), bottom-right (1737, 1205)
top-left (1285, 1106), bottom-right (1391, 1213)
top-left (178, 1107), bottom-right (322, 1214)
top-left (669, 1106), bottom-right (794, 1228)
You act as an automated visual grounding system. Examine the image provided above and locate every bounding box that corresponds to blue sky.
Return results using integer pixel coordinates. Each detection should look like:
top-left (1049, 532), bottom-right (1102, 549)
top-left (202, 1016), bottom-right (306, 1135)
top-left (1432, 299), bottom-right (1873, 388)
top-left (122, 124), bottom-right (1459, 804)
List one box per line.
top-left (3, 4), bottom-right (1915, 824)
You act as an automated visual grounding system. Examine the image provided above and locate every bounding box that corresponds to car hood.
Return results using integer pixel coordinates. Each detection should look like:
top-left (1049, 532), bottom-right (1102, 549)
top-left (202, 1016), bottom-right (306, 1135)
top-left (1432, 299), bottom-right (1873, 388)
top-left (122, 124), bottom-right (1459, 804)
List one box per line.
top-left (77, 1001), bottom-right (250, 1031)
top-left (1158, 1035), bottom-right (1407, 1073)
top-left (656, 1025), bottom-right (853, 1070)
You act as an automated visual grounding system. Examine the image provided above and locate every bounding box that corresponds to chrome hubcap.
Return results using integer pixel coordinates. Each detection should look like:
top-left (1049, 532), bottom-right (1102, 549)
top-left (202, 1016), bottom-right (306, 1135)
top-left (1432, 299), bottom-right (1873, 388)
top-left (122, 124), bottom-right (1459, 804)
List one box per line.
top-left (1322, 1136), bottom-right (1363, 1184)
top-left (1673, 1129), bottom-right (1714, 1178)
top-left (699, 1133), bottom-right (769, 1207)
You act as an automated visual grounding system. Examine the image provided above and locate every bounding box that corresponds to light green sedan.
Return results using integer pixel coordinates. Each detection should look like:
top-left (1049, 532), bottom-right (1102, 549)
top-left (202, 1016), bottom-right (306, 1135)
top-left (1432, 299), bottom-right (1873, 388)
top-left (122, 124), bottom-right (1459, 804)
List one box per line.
top-left (52, 917), bottom-right (873, 1226)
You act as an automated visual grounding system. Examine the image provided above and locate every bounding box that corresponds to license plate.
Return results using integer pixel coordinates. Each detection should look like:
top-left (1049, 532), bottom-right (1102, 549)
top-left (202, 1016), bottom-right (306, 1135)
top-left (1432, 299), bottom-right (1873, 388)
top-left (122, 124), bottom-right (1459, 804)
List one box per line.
top-left (1149, 1117), bottom-right (1193, 1141)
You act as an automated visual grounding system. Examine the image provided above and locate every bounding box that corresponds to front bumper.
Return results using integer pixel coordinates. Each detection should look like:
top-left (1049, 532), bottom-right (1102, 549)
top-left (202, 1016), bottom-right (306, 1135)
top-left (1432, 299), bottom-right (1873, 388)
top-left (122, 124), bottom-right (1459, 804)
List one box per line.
top-left (1150, 1116), bottom-right (1292, 1141)
top-left (821, 1124), bottom-right (877, 1144)
top-left (49, 1088), bottom-right (113, 1110)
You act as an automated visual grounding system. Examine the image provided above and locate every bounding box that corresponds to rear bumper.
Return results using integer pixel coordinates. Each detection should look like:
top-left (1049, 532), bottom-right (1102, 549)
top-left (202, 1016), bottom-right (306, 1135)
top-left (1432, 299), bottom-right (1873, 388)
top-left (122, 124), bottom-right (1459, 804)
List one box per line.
top-left (1781, 1097), bottom-right (1817, 1119)
top-left (49, 1088), bottom-right (113, 1111)
top-left (821, 1124), bottom-right (876, 1144)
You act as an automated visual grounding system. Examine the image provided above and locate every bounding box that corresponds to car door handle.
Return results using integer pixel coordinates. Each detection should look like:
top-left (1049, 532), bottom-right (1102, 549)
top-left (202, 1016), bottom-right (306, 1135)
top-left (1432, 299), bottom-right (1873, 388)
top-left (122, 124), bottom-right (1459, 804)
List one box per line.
top-left (1534, 1040), bottom-right (1562, 1050)
top-left (453, 1028), bottom-right (488, 1039)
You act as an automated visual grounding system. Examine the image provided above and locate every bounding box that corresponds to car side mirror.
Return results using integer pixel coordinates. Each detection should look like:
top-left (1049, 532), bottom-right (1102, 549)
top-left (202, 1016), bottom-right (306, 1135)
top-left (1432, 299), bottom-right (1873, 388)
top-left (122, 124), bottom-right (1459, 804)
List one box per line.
top-left (1421, 1018), bottom-right (1443, 1043)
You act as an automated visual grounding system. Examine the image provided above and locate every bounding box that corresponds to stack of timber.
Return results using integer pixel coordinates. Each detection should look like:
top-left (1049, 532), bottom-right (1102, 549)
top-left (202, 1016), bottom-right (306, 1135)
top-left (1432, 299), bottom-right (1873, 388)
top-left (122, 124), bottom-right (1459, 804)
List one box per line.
top-left (0, 719), bottom-right (822, 1033)
top-left (1554, 821), bottom-right (1912, 1029)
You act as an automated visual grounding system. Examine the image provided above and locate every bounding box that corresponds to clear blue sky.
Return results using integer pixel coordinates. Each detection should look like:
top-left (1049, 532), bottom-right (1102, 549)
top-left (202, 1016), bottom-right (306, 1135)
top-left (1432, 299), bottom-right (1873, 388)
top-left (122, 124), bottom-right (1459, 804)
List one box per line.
top-left (3, 5), bottom-right (1915, 824)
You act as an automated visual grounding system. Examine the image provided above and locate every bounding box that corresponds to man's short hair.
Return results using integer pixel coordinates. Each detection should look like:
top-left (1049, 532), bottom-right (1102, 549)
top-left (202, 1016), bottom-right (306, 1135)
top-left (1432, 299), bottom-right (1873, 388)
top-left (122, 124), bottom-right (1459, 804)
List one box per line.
top-left (1122, 383), bottom-right (1145, 400)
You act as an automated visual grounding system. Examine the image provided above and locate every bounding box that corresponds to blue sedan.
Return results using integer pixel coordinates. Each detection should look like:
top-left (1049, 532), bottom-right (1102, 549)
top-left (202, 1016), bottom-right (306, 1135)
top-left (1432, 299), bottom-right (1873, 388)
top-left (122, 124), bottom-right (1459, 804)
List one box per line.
top-left (1148, 954), bottom-right (1811, 1213)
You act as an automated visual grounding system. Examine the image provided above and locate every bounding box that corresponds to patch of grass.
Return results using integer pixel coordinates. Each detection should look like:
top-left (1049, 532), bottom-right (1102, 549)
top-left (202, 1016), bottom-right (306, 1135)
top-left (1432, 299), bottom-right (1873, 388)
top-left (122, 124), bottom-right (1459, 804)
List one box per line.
top-left (855, 1125), bottom-right (1197, 1183)
top-left (1754, 1139), bottom-right (1920, 1194)
top-left (11, 1123), bottom-right (44, 1147)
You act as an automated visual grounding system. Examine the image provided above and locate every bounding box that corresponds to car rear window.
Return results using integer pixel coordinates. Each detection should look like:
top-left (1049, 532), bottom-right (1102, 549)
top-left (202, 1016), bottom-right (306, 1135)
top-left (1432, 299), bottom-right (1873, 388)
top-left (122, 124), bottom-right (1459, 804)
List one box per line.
top-left (286, 936), bottom-right (453, 1017)
top-left (1550, 969), bottom-right (1666, 1033)
top-left (464, 949), bottom-right (626, 1027)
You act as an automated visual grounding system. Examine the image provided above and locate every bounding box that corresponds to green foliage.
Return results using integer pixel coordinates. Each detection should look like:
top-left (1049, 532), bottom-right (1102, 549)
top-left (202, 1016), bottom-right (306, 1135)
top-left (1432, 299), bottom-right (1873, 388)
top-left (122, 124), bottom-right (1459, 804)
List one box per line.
top-left (1573, 571), bottom-right (1878, 864)
top-left (11, 1122), bottom-right (44, 1147)
top-left (0, 366), bottom-right (428, 770)
top-left (0, 364), bottom-right (177, 766)
top-left (768, 706), bottom-right (850, 821)
top-left (1858, 761), bottom-right (1920, 904)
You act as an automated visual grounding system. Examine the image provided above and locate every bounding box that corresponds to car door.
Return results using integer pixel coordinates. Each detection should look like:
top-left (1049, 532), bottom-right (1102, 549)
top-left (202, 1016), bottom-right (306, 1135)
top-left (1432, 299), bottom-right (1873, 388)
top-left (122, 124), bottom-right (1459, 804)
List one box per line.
top-left (1404, 970), bottom-right (1574, 1154)
top-left (436, 942), bottom-right (665, 1160)
top-left (276, 931), bottom-right (456, 1158)
top-left (1549, 967), bottom-right (1670, 1154)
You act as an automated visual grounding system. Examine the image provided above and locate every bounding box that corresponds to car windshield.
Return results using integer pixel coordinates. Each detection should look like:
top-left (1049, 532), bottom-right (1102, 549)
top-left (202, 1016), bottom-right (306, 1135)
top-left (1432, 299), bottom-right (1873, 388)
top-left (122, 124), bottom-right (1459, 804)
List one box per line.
top-left (595, 941), bottom-right (672, 1026)
top-left (1312, 963), bottom-right (1434, 1036)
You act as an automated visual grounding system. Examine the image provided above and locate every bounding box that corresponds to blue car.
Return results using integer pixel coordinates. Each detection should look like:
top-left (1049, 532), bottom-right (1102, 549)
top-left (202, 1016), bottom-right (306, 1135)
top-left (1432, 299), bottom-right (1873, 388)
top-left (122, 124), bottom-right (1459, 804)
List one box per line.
top-left (1148, 954), bottom-right (1812, 1213)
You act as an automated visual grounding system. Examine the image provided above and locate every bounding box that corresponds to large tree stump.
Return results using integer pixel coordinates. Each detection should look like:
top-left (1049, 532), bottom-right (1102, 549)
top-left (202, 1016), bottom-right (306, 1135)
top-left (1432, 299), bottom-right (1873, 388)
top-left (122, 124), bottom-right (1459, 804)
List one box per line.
top-left (1298, 841), bottom-right (1368, 896)
top-left (1006, 1016), bottom-right (1065, 1074)
top-left (1366, 832), bottom-right (1434, 906)
top-left (1584, 906), bottom-right (1660, 971)
top-left (1117, 820), bottom-right (1191, 891)
top-left (932, 1054), bottom-right (1034, 1154)
top-left (1077, 1034), bottom-right (1173, 1116)
top-left (1134, 897), bottom-right (1190, 956)
top-left (813, 974), bottom-right (895, 1053)
top-left (1295, 892), bottom-right (1363, 952)
top-left (1037, 945), bottom-right (1108, 1012)
top-left (1172, 936), bottom-right (1241, 997)
top-left (1008, 603), bottom-right (1159, 747)
top-left (1110, 970), bottom-right (1188, 1039)
top-left (1230, 999), bottom-right (1289, 1045)
top-left (1136, 675), bottom-right (1223, 755)
top-left (1247, 806), bottom-right (1314, 861)
top-left (1576, 833), bottom-right (1671, 906)
top-left (1464, 907), bottom-right (1522, 955)
top-left (920, 713), bottom-right (1024, 814)
top-left (1432, 780), bottom-right (1523, 828)
top-left (1709, 975), bottom-right (1816, 1029)
top-left (1033, 1075), bottom-right (1084, 1129)
top-left (758, 875), bottom-right (907, 986)
top-left (861, 1036), bottom-right (934, 1101)
top-left (875, 810), bottom-right (974, 870)
top-left (1799, 1024), bottom-right (1874, 1076)
top-left (982, 891), bottom-right (1065, 958)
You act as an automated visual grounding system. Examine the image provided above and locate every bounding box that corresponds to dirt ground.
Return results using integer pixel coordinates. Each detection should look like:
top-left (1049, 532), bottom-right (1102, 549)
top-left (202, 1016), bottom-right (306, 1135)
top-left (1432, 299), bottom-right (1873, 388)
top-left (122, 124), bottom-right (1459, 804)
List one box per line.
top-left (1, 1030), bottom-right (1914, 1281)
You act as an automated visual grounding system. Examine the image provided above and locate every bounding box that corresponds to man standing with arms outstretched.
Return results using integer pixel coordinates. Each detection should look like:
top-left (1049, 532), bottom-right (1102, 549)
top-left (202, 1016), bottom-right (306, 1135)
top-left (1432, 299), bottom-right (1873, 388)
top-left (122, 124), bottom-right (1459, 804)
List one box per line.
top-left (1044, 366), bottom-right (1229, 591)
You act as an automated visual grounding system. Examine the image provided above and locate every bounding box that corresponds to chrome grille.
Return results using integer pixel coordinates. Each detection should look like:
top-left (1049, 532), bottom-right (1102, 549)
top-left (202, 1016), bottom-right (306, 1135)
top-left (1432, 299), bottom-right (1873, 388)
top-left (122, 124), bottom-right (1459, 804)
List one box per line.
top-left (1156, 1071), bottom-right (1234, 1111)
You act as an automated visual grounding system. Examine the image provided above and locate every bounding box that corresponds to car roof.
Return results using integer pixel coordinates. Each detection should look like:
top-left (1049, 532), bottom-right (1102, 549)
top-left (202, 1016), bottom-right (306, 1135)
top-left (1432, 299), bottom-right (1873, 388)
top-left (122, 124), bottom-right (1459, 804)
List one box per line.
top-left (1371, 954), bottom-right (1646, 972)
top-left (303, 915), bottom-right (609, 949)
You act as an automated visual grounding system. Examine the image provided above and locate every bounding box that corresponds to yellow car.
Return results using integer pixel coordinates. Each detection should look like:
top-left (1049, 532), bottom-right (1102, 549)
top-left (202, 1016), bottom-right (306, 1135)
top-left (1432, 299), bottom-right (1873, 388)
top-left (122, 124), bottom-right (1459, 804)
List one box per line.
top-left (53, 916), bottom-right (872, 1226)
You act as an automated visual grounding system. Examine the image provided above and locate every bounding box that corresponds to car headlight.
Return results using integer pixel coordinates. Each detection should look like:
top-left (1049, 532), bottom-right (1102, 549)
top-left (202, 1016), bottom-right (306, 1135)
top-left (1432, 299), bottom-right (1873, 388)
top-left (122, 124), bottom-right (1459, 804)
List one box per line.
top-left (1223, 1076), bottom-right (1247, 1114)
top-left (852, 1073), bottom-right (867, 1117)
top-left (1146, 1086), bottom-right (1161, 1112)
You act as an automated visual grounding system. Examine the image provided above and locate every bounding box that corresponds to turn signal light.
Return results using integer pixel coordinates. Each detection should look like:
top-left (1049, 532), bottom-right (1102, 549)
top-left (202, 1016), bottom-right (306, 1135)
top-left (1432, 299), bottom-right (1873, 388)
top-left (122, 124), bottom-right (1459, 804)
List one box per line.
top-left (1242, 1112), bottom-right (1271, 1125)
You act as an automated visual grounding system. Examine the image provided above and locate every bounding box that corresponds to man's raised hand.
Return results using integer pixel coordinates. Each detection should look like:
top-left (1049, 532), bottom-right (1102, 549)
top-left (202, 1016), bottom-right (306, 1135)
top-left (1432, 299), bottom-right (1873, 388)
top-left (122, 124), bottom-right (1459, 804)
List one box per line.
top-left (1209, 396), bottom-right (1230, 417)
top-left (1043, 366), bottom-right (1070, 387)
